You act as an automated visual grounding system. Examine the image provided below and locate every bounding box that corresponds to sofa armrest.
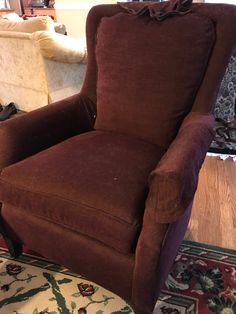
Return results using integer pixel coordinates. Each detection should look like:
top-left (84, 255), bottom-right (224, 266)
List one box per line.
top-left (0, 93), bottom-right (95, 170)
top-left (146, 112), bottom-right (215, 223)
top-left (30, 31), bottom-right (87, 64)
top-left (0, 31), bottom-right (31, 40)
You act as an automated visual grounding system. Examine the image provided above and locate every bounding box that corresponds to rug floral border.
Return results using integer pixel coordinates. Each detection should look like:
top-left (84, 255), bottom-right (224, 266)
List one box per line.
top-left (154, 240), bottom-right (236, 314)
top-left (1, 241), bottom-right (236, 314)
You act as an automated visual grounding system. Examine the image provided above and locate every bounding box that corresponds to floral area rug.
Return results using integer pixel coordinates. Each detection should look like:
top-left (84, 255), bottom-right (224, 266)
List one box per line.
top-left (0, 241), bottom-right (236, 313)
top-left (210, 51), bottom-right (236, 156)
top-left (0, 249), bottom-right (133, 314)
top-left (155, 241), bottom-right (236, 314)
top-left (209, 118), bottom-right (236, 156)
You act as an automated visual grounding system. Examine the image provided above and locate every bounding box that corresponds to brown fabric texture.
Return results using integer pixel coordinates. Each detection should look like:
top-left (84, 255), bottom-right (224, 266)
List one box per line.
top-left (0, 131), bottom-right (165, 254)
top-left (133, 202), bottom-right (192, 312)
top-left (192, 4), bottom-right (236, 113)
top-left (1, 204), bottom-right (134, 301)
top-left (1, 3), bottom-right (236, 313)
top-left (82, 2), bottom-right (236, 117)
top-left (95, 11), bottom-right (215, 148)
top-left (146, 112), bottom-right (215, 223)
top-left (0, 93), bottom-right (95, 171)
top-left (119, 0), bottom-right (193, 21)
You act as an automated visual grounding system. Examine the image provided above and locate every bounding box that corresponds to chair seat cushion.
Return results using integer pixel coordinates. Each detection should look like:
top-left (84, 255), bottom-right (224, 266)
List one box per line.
top-left (0, 131), bottom-right (165, 254)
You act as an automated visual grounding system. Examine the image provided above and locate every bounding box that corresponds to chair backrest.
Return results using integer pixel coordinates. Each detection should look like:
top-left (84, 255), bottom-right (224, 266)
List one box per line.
top-left (81, 1), bottom-right (236, 149)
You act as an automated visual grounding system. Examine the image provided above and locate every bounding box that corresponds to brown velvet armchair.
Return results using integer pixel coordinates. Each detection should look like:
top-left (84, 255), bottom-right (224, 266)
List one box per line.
top-left (0, 1), bottom-right (236, 313)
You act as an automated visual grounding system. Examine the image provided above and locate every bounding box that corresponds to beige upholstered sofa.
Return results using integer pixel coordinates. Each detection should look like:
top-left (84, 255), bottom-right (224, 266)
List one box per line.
top-left (0, 15), bottom-right (86, 112)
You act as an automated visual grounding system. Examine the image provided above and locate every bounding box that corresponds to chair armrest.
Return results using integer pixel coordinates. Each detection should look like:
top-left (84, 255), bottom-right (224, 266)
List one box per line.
top-left (146, 112), bottom-right (215, 223)
top-left (0, 93), bottom-right (95, 170)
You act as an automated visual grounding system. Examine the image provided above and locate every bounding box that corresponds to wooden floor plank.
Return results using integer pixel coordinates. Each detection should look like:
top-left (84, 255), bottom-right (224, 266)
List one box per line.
top-left (185, 156), bottom-right (236, 250)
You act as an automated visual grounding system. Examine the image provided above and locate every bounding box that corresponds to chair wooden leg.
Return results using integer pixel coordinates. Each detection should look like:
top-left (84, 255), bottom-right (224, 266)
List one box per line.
top-left (4, 236), bottom-right (22, 258)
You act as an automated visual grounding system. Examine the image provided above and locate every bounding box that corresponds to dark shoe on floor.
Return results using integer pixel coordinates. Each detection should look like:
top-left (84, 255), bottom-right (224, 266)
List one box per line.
top-left (0, 103), bottom-right (17, 121)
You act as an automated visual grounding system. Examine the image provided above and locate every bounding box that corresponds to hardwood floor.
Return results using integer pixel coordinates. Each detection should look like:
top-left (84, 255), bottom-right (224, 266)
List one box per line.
top-left (185, 156), bottom-right (236, 250)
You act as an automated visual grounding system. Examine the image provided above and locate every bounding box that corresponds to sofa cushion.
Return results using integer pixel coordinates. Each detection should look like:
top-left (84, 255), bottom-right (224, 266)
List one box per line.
top-left (95, 12), bottom-right (215, 148)
top-left (1, 12), bottom-right (23, 22)
top-left (0, 131), bottom-right (164, 254)
top-left (30, 31), bottom-right (87, 63)
top-left (0, 16), bottom-right (55, 33)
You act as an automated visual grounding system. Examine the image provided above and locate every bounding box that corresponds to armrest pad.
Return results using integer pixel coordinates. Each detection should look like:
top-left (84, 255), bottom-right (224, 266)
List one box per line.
top-left (0, 94), bottom-right (95, 170)
top-left (146, 112), bottom-right (215, 223)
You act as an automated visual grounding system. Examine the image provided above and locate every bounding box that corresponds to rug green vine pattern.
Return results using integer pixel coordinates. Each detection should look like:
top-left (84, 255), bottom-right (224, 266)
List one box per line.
top-left (0, 250), bottom-right (134, 313)
top-left (1, 242), bottom-right (235, 313)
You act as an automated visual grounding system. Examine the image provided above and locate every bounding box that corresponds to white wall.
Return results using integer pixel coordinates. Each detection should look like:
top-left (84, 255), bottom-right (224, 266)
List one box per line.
top-left (55, 0), bottom-right (116, 38)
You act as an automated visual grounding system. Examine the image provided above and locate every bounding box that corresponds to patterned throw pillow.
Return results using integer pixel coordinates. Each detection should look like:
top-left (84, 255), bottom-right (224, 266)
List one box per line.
top-left (214, 53), bottom-right (236, 120)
